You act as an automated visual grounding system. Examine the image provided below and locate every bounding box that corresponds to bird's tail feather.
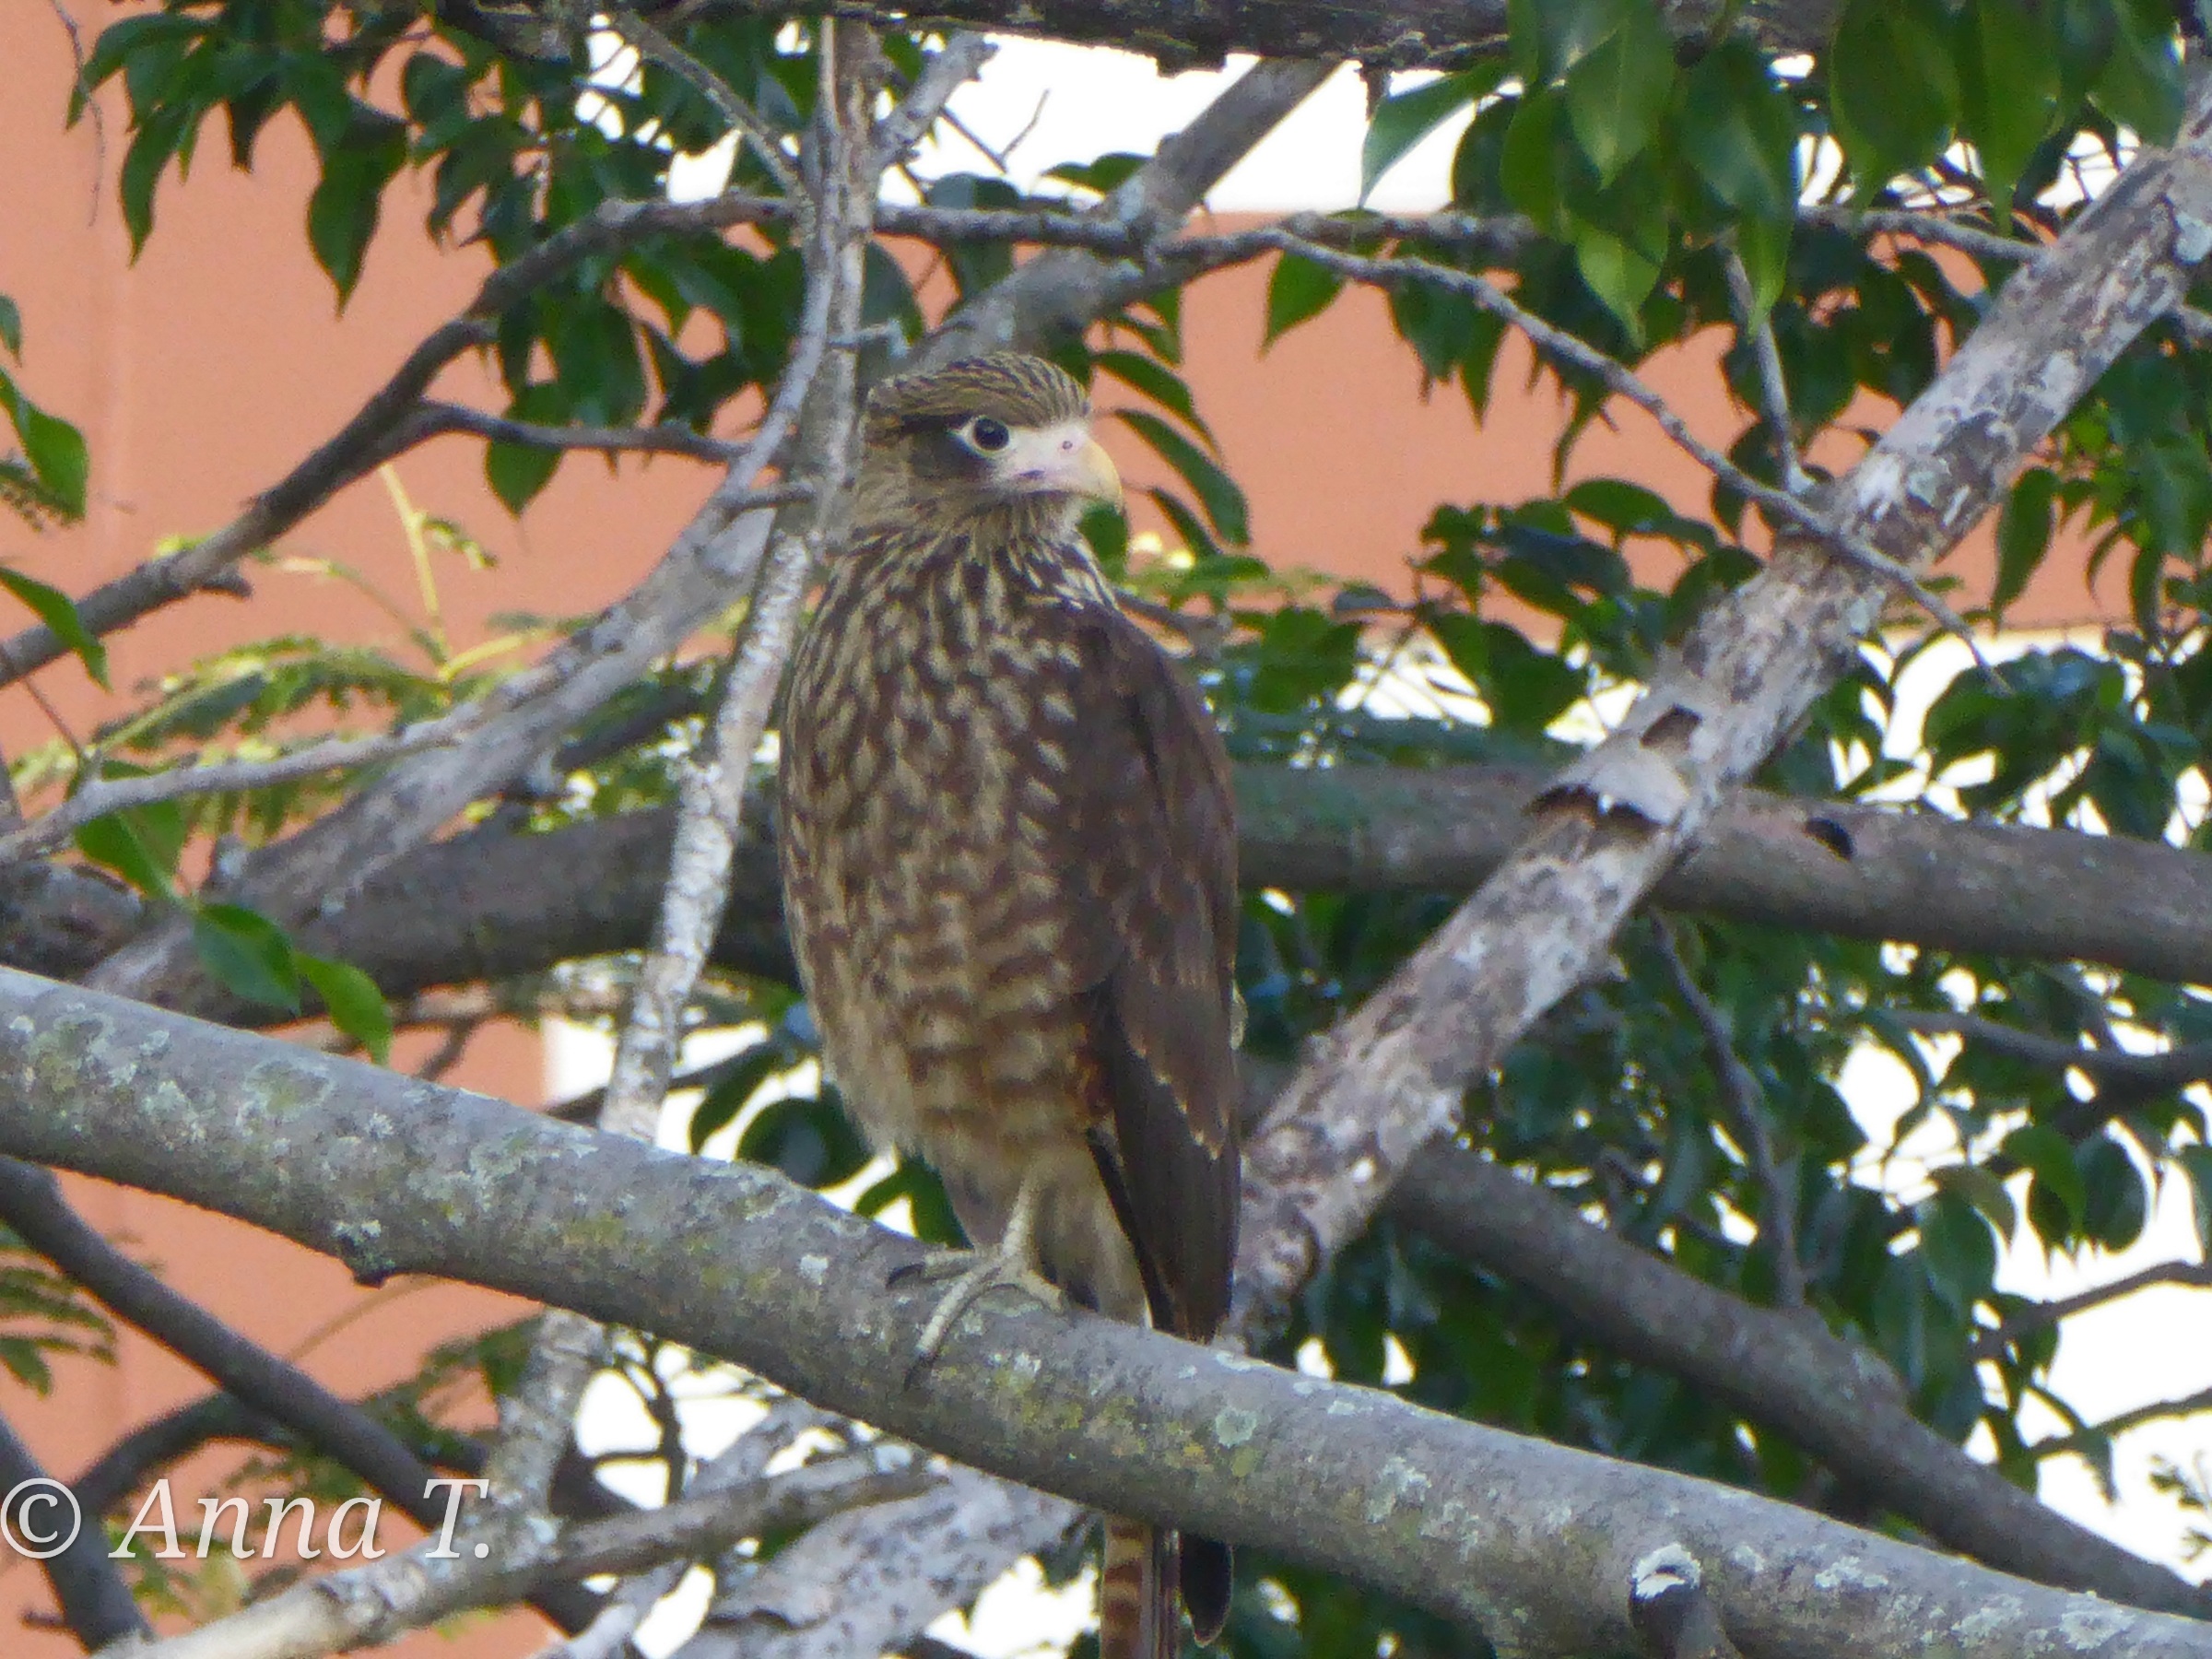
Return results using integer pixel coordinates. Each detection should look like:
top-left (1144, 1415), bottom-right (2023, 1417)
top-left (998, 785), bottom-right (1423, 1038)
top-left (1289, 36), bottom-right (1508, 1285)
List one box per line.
top-left (1100, 1519), bottom-right (1174, 1659)
top-left (1181, 1535), bottom-right (1232, 1644)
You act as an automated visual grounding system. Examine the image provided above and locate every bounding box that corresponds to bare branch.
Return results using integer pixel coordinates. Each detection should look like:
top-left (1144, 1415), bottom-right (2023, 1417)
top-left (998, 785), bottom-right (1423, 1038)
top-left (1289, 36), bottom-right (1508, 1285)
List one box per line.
top-left (1650, 918), bottom-right (1805, 1308)
top-left (408, 402), bottom-right (802, 466)
top-left (873, 33), bottom-right (996, 172)
top-left (0, 1406), bottom-right (147, 1648)
top-left (664, 0), bottom-right (1835, 70)
top-left (1262, 229), bottom-right (1985, 650)
top-left (0, 702), bottom-right (494, 865)
top-left (119, 1443), bottom-right (931, 1659)
top-left (672, 1469), bottom-right (1079, 1659)
top-left (1978, 1261), bottom-right (2212, 1362)
top-left (1897, 1010), bottom-right (2212, 1091)
top-left (1722, 244), bottom-right (1811, 497)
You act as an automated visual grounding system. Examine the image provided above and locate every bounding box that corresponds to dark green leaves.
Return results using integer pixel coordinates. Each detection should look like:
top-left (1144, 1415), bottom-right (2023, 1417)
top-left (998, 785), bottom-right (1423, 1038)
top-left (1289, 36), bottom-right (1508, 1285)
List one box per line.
top-left (194, 902), bottom-right (303, 1011)
top-left (1116, 409), bottom-right (1249, 547)
top-left (0, 362), bottom-right (89, 525)
top-left (190, 902), bottom-right (394, 1060)
top-left (1958, 0), bottom-right (2060, 219)
top-left (1678, 41), bottom-right (1798, 224)
top-left (1562, 0), bottom-right (1673, 184)
top-left (1830, 0), bottom-right (1960, 196)
top-left (1265, 253), bottom-right (1347, 346)
top-left (307, 105), bottom-right (408, 301)
top-left (1360, 68), bottom-right (1503, 201)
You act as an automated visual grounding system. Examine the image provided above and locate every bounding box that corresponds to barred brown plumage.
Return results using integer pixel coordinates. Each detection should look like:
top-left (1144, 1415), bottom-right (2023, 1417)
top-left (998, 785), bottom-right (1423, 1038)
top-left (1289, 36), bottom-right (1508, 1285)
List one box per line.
top-left (777, 354), bottom-right (1241, 1659)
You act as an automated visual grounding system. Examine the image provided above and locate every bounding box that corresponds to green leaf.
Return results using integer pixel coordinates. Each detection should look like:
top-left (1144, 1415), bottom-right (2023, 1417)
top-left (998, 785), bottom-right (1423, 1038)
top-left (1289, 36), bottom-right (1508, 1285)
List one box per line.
top-left (74, 801), bottom-right (186, 900)
top-left (1732, 215), bottom-right (1791, 328)
top-left (1500, 88), bottom-right (1572, 232)
top-left (2093, 0), bottom-right (2183, 145)
top-left (689, 1045), bottom-right (789, 1153)
top-left (1994, 466), bottom-right (2057, 617)
top-left (1092, 350), bottom-right (1214, 446)
top-left (1916, 1191), bottom-right (1996, 1317)
top-left (1265, 253), bottom-right (1347, 346)
top-left (298, 954), bottom-right (394, 1065)
top-left (0, 296), bottom-right (18, 359)
top-left (1958, 0), bottom-right (2059, 219)
top-left (1571, 223), bottom-right (1659, 337)
top-left (1678, 40), bottom-right (1798, 222)
top-left (1117, 409), bottom-right (1249, 545)
top-left (16, 402), bottom-right (87, 522)
top-left (2179, 1146), bottom-right (2212, 1257)
top-left (2006, 1124), bottom-right (2086, 1232)
top-left (1563, 0), bottom-right (1673, 184)
top-left (193, 902), bottom-right (301, 1012)
top-left (0, 567), bottom-right (106, 687)
top-left (119, 106), bottom-right (191, 254)
top-left (0, 368), bottom-right (88, 523)
top-left (1361, 69), bottom-right (1497, 201)
top-left (1829, 0), bottom-right (1959, 194)
top-left (486, 383), bottom-right (567, 514)
top-left (306, 109), bottom-right (407, 301)
top-left (1508, 0), bottom-right (1636, 85)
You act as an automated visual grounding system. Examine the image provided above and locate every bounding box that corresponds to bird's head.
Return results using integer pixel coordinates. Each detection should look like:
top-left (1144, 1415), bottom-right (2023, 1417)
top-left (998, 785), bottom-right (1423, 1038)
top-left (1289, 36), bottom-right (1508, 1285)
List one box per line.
top-left (851, 354), bottom-right (1123, 535)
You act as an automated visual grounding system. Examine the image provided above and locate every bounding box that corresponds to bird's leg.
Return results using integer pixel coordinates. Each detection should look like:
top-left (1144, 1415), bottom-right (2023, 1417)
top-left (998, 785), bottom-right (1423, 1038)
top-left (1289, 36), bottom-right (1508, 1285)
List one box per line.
top-left (899, 1175), bottom-right (1066, 1380)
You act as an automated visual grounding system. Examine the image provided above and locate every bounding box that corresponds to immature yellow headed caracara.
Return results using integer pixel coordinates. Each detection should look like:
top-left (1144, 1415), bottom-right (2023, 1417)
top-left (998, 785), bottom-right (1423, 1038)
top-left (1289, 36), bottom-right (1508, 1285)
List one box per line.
top-left (778, 353), bottom-right (1241, 1659)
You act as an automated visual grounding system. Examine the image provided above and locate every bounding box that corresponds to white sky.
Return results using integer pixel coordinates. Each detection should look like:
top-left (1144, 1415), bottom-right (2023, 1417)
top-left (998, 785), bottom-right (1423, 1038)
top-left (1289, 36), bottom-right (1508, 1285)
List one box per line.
top-left (585, 37), bottom-right (2212, 1653)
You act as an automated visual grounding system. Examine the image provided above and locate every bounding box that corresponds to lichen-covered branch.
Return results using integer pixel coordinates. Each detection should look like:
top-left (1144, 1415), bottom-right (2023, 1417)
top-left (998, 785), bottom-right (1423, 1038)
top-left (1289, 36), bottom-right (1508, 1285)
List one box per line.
top-left (5, 966), bottom-right (2210, 1658)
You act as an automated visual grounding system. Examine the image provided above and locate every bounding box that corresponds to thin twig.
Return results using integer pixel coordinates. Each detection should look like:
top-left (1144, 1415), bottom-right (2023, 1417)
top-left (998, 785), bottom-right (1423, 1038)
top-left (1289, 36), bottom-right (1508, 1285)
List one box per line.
top-left (431, 35), bottom-right (878, 1659)
top-left (874, 33), bottom-right (996, 173)
top-left (607, 7), bottom-right (806, 202)
top-left (1721, 244), bottom-right (1810, 497)
top-left (1977, 1260), bottom-right (2212, 1361)
top-left (1264, 229), bottom-right (1990, 657)
top-left (1896, 1009), bottom-right (2212, 1091)
top-left (0, 705), bottom-right (496, 866)
top-left (414, 402), bottom-right (807, 466)
top-left (1651, 919), bottom-right (1805, 1308)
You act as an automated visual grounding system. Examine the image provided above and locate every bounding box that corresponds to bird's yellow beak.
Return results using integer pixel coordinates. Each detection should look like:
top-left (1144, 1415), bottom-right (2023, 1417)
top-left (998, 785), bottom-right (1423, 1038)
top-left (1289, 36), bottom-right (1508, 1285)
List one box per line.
top-left (1064, 436), bottom-right (1124, 511)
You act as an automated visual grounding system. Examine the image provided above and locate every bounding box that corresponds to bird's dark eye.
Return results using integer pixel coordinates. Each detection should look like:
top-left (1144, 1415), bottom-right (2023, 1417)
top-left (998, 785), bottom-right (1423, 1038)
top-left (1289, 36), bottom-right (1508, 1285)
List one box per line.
top-left (968, 417), bottom-right (1011, 453)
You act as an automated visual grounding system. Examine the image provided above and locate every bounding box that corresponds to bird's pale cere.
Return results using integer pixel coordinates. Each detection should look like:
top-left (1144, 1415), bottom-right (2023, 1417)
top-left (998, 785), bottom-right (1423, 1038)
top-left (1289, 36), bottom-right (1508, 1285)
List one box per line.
top-left (782, 351), bottom-right (1241, 1659)
top-left (962, 413), bottom-right (1124, 507)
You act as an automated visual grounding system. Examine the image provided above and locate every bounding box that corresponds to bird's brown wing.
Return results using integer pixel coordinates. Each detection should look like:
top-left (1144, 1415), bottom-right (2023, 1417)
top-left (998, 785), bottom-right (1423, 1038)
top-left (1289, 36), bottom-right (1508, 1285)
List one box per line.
top-left (1057, 606), bottom-right (1241, 1345)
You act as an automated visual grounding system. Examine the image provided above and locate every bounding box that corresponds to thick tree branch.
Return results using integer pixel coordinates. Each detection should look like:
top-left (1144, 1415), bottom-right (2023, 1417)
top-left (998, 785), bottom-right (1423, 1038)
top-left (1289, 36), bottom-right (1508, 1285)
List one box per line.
top-left (15, 763), bottom-right (2211, 1025)
top-left (6, 967), bottom-right (2212, 1654)
top-left (1381, 1140), bottom-right (2205, 1614)
top-left (675, 0), bottom-right (1834, 70)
